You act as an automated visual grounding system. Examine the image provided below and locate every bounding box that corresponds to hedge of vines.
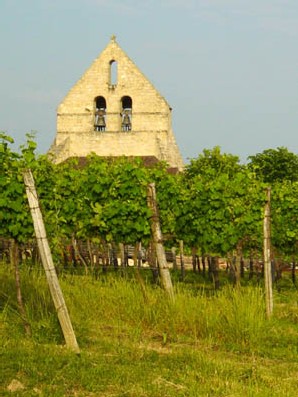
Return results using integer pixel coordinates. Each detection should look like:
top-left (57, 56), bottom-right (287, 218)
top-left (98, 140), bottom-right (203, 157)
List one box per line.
top-left (1, 133), bottom-right (298, 268)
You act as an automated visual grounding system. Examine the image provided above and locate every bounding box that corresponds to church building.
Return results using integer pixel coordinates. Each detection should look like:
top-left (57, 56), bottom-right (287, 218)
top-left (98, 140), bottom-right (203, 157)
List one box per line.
top-left (49, 36), bottom-right (184, 170)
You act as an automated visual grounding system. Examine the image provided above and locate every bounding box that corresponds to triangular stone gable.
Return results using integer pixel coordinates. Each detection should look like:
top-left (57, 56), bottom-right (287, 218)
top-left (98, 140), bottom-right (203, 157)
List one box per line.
top-left (49, 36), bottom-right (184, 170)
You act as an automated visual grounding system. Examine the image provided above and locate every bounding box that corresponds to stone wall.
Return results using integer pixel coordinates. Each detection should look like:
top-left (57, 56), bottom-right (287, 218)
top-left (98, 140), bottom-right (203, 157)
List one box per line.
top-left (50, 37), bottom-right (184, 170)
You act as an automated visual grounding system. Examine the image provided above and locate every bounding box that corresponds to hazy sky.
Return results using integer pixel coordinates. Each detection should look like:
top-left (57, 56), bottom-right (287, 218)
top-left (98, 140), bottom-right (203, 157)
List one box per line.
top-left (1, 0), bottom-right (297, 163)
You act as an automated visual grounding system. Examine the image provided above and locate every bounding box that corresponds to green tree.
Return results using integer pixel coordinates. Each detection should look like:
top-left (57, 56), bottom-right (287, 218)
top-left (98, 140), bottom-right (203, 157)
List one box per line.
top-left (185, 146), bottom-right (244, 180)
top-left (248, 147), bottom-right (298, 184)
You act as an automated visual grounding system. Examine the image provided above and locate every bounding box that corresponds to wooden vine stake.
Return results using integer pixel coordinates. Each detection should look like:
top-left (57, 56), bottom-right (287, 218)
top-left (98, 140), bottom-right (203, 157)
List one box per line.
top-left (263, 187), bottom-right (273, 318)
top-left (147, 183), bottom-right (174, 301)
top-left (23, 169), bottom-right (80, 353)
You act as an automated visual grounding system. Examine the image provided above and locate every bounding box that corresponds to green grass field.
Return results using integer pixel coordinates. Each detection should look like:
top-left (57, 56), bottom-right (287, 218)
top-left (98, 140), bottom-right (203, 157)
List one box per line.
top-left (1, 265), bottom-right (298, 396)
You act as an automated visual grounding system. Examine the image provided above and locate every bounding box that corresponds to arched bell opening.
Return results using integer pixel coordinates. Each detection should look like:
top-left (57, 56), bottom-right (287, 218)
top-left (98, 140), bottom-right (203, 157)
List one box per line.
top-left (121, 96), bottom-right (132, 132)
top-left (94, 96), bottom-right (106, 131)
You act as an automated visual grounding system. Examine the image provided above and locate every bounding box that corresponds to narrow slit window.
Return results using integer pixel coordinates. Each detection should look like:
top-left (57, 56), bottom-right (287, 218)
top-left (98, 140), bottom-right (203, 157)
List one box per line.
top-left (109, 60), bottom-right (117, 87)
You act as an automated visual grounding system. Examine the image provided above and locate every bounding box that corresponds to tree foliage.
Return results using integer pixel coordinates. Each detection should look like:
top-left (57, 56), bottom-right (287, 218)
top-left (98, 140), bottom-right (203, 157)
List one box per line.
top-left (248, 147), bottom-right (298, 184)
top-left (185, 146), bottom-right (243, 180)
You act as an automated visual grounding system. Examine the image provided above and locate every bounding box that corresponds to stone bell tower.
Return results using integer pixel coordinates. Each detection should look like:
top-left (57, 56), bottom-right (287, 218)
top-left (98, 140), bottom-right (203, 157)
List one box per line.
top-left (49, 36), bottom-right (184, 170)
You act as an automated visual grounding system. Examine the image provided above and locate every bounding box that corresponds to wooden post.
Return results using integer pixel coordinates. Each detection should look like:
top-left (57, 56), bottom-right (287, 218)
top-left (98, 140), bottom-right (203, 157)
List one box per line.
top-left (119, 243), bottom-right (126, 267)
top-left (147, 183), bottom-right (174, 300)
top-left (23, 169), bottom-right (80, 353)
top-left (171, 247), bottom-right (177, 270)
top-left (191, 247), bottom-right (197, 273)
top-left (263, 187), bottom-right (273, 318)
top-left (291, 259), bottom-right (296, 288)
top-left (71, 235), bottom-right (88, 274)
top-left (210, 256), bottom-right (220, 290)
top-left (248, 252), bottom-right (254, 280)
top-left (202, 254), bottom-right (206, 277)
top-left (231, 247), bottom-right (241, 288)
top-left (137, 242), bottom-right (143, 268)
top-left (179, 240), bottom-right (185, 280)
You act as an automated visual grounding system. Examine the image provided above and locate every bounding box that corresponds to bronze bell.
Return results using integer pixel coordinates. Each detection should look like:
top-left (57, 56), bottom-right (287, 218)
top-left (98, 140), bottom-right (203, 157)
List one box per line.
top-left (95, 109), bottom-right (106, 127)
top-left (122, 109), bottom-right (131, 130)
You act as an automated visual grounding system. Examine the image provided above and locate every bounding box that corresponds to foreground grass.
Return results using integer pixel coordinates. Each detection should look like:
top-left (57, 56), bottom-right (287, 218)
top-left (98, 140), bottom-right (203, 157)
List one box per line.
top-left (1, 265), bottom-right (298, 396)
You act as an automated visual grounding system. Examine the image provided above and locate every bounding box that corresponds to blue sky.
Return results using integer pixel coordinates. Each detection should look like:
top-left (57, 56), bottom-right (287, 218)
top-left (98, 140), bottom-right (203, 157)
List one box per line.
top-left (1, 0), bottom-right (297, 163)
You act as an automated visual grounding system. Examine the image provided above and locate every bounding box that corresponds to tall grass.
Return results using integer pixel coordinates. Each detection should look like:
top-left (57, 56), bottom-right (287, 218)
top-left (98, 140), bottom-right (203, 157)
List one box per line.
top-left (1, 264), bottom-right (298, 396)
top-left (0, 265), bottom-right (269, 351)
